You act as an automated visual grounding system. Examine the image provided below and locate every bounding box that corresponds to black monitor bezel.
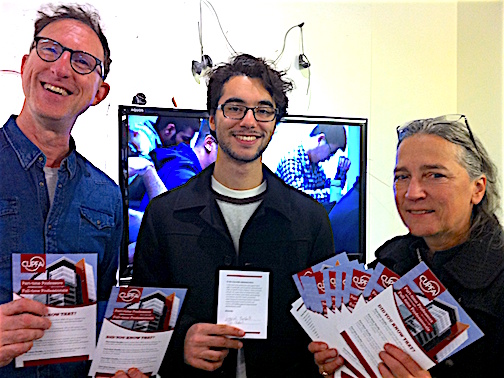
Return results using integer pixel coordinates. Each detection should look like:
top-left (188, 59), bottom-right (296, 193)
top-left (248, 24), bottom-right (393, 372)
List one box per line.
top-left (118, 106), bottom-right (367, 283)
top-left (272, 114), bottom-right (367, 262)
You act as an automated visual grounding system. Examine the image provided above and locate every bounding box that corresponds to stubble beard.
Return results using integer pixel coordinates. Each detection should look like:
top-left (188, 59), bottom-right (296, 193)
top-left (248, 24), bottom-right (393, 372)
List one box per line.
top-left (219, 138), bottom-right (268, 163)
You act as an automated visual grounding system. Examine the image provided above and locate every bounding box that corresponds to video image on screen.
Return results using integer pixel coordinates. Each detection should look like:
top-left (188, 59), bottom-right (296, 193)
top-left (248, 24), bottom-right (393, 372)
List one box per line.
top-left (263, 115), bottom-right (366, 260)
top-left (119, 107), bottom-right (367, 281)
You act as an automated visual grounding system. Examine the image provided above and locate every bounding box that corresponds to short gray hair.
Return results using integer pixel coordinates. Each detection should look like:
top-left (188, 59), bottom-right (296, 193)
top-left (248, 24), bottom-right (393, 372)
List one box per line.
top-left (396, 115), bottom-right (501, 237)
top-left (34, 4), bottom-right (111, 79)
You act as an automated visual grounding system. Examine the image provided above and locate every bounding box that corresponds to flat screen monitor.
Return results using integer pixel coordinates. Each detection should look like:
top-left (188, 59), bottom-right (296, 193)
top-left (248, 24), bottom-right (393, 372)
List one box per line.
top-left (119, 106), bottom-right (367, 283)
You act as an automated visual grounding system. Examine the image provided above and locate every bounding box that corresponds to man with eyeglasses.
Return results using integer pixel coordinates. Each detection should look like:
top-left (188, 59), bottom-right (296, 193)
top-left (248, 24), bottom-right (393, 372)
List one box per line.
top-left (132, 54), bottom-right (335, 377)
top-left (0, 5), bottom-right (122, 377)
top-left (276, 124), bottom-right (350, 203)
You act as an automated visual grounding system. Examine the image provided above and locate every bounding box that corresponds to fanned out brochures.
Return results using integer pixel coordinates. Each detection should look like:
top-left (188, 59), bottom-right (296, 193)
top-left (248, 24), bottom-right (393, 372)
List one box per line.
top-left (12, 253), bottom-right (98, 368)
top-left (88, 286), bottom-right (187, 377)
top-left (291, 254), bottom-right (484, 378)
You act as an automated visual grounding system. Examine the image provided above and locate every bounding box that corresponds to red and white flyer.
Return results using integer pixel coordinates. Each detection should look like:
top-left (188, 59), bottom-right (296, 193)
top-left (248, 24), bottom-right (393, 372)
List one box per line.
top-left (292, 259), bottom-right (484, 377)
top-left (12, 253), bottom-right (98, 368)
top-left (88, 286), bottom-right (187, 377)
top-left (339, 263), bottom-right (484, 378)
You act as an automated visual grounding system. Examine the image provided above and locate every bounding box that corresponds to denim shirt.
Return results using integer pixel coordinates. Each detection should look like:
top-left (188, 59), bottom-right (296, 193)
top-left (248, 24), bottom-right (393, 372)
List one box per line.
top-left (0, 116), bottom-right (122, 377)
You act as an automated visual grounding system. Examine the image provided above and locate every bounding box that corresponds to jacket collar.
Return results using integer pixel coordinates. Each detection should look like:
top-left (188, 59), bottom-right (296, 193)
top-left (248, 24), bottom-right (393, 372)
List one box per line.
top-left (3, 115), bottom-right (77, 178)
top-left (400, 226), bottom-right (504, 290)
top-left (439, 225), bottom-right (504, 290)
top-left (173, 163), bottom-right (293, 223)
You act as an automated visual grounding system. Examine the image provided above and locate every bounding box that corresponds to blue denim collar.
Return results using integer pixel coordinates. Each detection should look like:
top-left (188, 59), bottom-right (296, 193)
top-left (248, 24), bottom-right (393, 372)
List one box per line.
top-left (3, 115), bottom-right (77, 178)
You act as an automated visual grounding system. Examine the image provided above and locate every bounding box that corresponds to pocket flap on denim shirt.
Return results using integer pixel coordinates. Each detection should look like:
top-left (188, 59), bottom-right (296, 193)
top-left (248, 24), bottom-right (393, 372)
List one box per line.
top-left (0, 198), bottom-right (18, 216)
top-left (80, 206), bottom-right (114, 230)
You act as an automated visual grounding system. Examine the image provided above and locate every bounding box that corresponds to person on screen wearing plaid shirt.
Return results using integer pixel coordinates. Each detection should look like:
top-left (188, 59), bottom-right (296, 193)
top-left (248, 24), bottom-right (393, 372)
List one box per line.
top-left (276, 124), bottom-right (350, 203)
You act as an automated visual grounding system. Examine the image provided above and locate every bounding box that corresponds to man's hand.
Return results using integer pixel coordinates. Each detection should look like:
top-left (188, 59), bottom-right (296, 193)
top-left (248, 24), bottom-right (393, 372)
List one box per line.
top-left (308, 341), bottom-right (344, 377)
top-left (113, 367), bottom-right (149, 378)
top-left (184, 323), bottom-right (245, 371)
top-left (0, 298), bottom-right (51, 367)
top-left (128, 157), bottom-right (154, 177)
top-left (334, 157), bottom-right (351, 188)
top-left (378, 344), bottom-right (431, 378)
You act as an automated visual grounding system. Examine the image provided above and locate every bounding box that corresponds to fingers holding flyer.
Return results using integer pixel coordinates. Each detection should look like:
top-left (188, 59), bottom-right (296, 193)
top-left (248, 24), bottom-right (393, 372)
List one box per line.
top-left (0, 298), bottom-right (51, 367)
top-left (378, 343), bottom-right (431, 378)
top-left (113, 367), bottom-right (150, 378)
top-left (184, 323), bottom-right (245, 371)
top-left (308, 341), bottom-right (344, 376)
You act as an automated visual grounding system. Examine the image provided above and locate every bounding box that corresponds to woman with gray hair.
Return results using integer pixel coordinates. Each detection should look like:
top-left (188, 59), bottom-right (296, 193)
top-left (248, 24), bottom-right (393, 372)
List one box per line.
top-left (309, 115), bottom-right (504, 377)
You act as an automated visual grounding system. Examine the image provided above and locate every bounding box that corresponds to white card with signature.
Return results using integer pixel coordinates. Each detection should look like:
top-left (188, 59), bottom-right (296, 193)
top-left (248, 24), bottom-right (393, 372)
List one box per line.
top-left (217, 270), bottom-right (269, 339)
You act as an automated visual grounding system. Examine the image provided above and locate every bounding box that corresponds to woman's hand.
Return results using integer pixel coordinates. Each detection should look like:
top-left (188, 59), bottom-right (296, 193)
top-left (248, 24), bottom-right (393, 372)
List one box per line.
top-left (308, 341), bottom-right (345, 376)
top-left (378, 344), bottom-right (431, 378)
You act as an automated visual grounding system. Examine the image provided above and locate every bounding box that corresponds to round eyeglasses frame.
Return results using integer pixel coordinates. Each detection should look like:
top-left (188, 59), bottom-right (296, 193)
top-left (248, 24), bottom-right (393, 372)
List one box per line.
top-left (217, 103), bottom-right (278, 122)
top-left (31, 36), bottom-right (104, 79)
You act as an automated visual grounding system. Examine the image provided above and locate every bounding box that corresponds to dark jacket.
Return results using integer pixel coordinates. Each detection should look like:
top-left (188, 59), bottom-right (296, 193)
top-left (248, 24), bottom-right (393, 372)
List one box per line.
top-left (373, 221), bottom-right (504, 377)
top-left (132, 164), bottom-right (334, 377)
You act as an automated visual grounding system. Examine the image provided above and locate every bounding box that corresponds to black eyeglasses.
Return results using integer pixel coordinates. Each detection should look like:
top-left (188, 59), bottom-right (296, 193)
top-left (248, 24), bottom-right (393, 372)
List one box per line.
top-left (217, 103), bottom-right (278, 122)
top-left (32, 36), bottom-right (104, 79)
top-left (396, 114), bottom-right (480, 155)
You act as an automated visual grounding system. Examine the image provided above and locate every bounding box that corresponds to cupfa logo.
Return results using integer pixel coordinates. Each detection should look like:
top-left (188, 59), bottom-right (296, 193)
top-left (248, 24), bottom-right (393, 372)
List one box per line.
top-left (117, 287), bottom-right (143, 303)
top-left (20, 254), bottom-right (46, 273)
top-left (316, 280), bottom-right (325, 294)
top-left (351, 270), bottom-right (371, 290)
top-left (380, 274), bottom-right (398, 288)
top-left (298, 268), bottom-right (314, 279)
top-left (314, 272), bottom-right (325, 294)
top-left (379, 267), bottom-right (400, 288)
top-left (329, 271), bottom-right (336, 289)
top-left (415, 270), bottom-right (445, 301)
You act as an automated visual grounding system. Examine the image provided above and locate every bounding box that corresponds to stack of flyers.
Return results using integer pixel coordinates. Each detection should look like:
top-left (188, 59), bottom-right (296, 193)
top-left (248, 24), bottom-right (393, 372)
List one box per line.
top-left (291, 256), bottom-right (484, 378)
top-left (293, 253), bottom-right (372, 315)
top-left (291, 253), bottom-right (374, 377)
top-left (12, 253), bottom-right (98, 368)
top-left (88, 286), bottom-right (187, 377)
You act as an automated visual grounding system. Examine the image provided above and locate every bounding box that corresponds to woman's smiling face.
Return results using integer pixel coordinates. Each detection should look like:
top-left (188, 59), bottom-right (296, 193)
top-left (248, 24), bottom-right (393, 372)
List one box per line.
top-left (394, 133), bottom-right (486, 251)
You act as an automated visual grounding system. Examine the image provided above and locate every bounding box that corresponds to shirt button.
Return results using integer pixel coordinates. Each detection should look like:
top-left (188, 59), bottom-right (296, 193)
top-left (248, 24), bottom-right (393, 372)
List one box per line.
top-left (96, 220), bottom-right (101, 226)
top-left (48, 225), bottom-right (52, 230)
top-left (38, 156), bottom-right (43, 162)
top-left (58, 184), bottom-right (62, 188)
top-left (444, 359), bottom-right (454, 367)
top-left (39, 182), bottom-right (44, 187)
top-left (224, 255), bottom-right (233, 266)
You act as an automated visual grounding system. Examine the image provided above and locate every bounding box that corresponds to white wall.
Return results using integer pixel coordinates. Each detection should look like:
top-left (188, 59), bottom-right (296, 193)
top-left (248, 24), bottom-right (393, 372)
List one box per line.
top-left (1, 0), bottom-right (502, 262)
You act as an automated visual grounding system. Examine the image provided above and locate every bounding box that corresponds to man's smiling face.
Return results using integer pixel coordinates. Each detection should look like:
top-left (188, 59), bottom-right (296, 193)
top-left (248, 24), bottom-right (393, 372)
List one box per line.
top-left (20, 18), bottom-right (108, 127)
top-left (209, 75), bottom-right (276, 165)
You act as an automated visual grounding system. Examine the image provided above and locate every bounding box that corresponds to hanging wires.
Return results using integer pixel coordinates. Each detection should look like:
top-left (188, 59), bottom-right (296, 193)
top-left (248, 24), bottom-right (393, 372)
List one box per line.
top-left (273, 22), bottom-right (304, 64)
top-left (198, 0), bottom-right (204, 57)
top-left (299, 25), bottom-right (311, 95)
top-left (201, 0), bottom-right (237, 55)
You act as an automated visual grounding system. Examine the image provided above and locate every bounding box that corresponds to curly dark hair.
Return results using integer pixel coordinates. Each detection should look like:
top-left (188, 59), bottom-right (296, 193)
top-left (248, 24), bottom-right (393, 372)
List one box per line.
top-left (206, 54), bottom-right (293, 124)
top-left (33, 4), bottom-right (111, 80)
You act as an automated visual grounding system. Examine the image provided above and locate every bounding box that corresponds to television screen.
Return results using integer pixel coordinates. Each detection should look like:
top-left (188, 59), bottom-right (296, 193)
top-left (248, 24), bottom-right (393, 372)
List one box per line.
top-left (263, 115), bottom-right (367, 261)
top-left (119, 106), bottom-right (367, 283)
